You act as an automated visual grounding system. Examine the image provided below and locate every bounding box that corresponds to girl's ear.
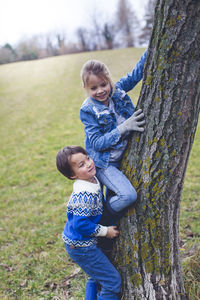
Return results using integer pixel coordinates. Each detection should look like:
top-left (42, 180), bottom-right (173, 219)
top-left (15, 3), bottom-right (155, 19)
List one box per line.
top-left (70, 174), bottom-right (77, 180)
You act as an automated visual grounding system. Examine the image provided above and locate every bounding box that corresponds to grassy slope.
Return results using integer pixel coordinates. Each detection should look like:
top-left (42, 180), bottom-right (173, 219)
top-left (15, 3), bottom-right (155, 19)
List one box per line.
top-left (0, 48), bottom-right (199, 299)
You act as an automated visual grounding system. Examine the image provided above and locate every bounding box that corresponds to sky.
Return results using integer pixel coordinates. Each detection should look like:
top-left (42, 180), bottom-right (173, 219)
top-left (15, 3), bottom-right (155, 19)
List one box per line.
top-left (0, 0), bottom-right (147, 46)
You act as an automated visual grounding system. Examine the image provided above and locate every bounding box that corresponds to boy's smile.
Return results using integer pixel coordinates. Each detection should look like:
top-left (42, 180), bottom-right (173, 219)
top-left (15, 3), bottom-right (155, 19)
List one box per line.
top-left (69, 152), bottom-right (96, 182)
top-left (86, 74), bottom-right (111, 106)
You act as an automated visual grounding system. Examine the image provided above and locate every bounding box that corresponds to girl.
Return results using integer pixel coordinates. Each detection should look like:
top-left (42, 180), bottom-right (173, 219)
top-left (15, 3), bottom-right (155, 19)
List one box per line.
top-left (56, 146), bottom-right (121, 300)
top-left (79, 51), bottom-right (147, 219)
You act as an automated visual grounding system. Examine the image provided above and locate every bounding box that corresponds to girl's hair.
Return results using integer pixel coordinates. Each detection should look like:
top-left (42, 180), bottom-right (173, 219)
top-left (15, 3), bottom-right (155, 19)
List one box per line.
top-left (81, 59), bottom-right (113, 89)
top-left (56, 146), bottom-right (87, 179)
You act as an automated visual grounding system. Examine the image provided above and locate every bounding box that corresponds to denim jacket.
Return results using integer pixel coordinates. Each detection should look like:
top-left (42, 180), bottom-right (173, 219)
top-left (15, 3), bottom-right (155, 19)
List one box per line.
top-left (80, 50), bottom-right (147, 169)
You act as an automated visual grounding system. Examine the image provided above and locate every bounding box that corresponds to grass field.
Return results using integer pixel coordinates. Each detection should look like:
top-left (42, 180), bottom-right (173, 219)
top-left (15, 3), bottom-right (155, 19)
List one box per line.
top-left (0, 48), bottom-right (199, 299)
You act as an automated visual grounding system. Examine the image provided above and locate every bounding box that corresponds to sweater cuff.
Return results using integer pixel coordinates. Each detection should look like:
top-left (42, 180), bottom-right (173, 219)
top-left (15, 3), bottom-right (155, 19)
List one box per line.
top-left (96, 225), bottom-right (108, 237)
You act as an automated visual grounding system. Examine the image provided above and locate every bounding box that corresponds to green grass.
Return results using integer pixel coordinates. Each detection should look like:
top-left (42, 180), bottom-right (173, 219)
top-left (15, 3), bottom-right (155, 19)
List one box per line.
top-left (0, 48), bottom-right (199, 299)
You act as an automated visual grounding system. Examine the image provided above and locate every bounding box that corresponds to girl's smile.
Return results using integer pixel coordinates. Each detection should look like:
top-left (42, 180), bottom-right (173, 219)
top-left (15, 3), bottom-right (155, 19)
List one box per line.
top-left (86, 74), bottom-right (111, 106)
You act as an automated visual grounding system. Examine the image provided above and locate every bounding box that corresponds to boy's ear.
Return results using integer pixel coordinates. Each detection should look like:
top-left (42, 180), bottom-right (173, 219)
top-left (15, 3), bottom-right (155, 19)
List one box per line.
top-left (70, 175), bottom-right (77, 180)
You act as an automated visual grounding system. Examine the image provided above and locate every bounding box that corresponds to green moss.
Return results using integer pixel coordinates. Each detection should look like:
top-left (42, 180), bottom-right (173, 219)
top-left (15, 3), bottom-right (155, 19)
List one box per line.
top-left (177, 14), bottom-right (182, 20)
top-left (146, 75), bottom-right (153, 85)
top-left (141, 243), bottom-right (148, 260)
top-left (169, 18), bottom-right (175, 27)
top-left (130, 273), bottom-right (142, 287)
top-left (153, 137), bottom-right (158, 143)
top-left (155, 151), bottom-right (161, 159)
top-left (125, 254), bottom-right (131, 264)
top-left (154, 96), bottom-right (160, 102)
top-left (134, 233), bottom-right (139, 241)
top-left (160, 138), bottom-right (165, 147)
top-left (172, 149), bottom-right (177, 156)
top-left (145, 260), bottom-right (153, 273)
top-left (132, 244), bottom-right (138, 253)
top-left (135, 136), bottom-right (140, 143)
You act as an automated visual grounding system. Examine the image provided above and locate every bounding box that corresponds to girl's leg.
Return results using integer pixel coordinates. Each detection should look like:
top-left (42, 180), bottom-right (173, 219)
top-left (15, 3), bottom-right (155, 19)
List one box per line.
top-left (96, 165), bottom-right (137, 214)
top-left (65, 243), bottom-right (121, 299)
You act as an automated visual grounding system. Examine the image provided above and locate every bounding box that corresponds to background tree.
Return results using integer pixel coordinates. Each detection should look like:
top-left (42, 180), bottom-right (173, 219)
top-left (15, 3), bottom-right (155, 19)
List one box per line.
top-left (102, 23), bottom-right (115, 50)
top-left (139, 0), bottom-right (157, 46)
top-left (113, 0), bottom-right (200, 299)
top-left (57, 31), bottom-right (67, 55)
top-left (16, 37), bottom-right (41, 61)
top-left (76, 27), bottom-right (90, 52)
top-left (116, 0), bottom-right (138, 47)
top-left (0, 43), bottom-right (17, 64)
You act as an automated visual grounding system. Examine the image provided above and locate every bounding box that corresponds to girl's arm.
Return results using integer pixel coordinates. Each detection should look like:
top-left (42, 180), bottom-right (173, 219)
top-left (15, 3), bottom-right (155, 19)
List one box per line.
top-left (115, 50), bottom-right (147, 93)
top-left (80, 109), bottom-right (122, 151)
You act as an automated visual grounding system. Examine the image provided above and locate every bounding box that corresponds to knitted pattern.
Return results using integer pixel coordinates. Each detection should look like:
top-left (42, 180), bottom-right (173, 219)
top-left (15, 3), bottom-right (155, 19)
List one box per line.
top-left (67, 191), bottom-right (103, 217)
top-left (62, 178), bottom-right (104, 247)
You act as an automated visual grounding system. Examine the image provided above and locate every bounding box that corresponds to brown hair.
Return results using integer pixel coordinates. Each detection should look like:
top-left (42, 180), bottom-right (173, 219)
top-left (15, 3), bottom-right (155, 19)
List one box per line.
top-left (81, 59), bottom-right (113, 89)
top-left (56, 146), bottom-right (87, 179)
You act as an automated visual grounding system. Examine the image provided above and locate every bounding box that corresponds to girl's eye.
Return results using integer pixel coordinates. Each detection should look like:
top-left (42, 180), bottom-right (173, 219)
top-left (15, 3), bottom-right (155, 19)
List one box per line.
top-left (91, 87), bottom-right (96, 91)
top-left (101, 83), bottom-right (107, 87)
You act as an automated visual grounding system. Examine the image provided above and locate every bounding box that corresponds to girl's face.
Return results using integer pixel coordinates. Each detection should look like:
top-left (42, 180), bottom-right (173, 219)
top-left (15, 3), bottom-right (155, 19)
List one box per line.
top-left (69, 152), bottom-right (96, 182)
top-left (86, 74), bottom-right (111, 106)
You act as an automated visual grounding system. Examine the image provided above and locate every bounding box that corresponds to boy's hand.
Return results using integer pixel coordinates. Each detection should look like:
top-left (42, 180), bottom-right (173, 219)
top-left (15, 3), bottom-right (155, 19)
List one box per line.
top-left (106, 226), bottom-right (119, 239)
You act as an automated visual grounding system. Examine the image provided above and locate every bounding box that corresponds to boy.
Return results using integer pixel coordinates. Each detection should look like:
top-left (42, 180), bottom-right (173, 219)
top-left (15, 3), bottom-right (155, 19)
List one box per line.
top-left (56, 146), bottom-right (121, 300)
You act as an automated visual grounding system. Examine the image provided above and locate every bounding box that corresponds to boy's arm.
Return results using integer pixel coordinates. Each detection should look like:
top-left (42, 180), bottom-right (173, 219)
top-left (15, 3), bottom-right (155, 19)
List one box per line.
top-left (73, 215), bottom-right (108, 237)
top-left (73, 216), bottom-right (119, 239)
top-left (115, 50), bottom-right (147, 93)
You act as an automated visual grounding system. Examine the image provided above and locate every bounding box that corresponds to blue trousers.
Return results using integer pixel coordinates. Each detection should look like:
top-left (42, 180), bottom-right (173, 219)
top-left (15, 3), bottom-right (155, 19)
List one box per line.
top-left (65, 243), bottom-right (121, 299)
top-left (96, 163), bottom-right (137, 213)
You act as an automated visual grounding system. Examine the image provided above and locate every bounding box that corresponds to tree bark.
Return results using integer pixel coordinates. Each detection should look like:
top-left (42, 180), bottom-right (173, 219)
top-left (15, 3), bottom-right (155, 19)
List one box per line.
top-left (113, 1), bottom-right (200, 299)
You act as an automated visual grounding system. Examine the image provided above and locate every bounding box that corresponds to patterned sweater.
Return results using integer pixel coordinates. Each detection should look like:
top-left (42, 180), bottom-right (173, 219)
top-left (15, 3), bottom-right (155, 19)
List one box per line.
top-left (62, 177), bottom-right (108, 247)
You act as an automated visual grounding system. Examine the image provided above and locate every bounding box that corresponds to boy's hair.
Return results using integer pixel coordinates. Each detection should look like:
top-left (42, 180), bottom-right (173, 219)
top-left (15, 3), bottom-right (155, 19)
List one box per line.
top-left (81, 59), bottom-right (113, 89)
top-left (56, 146), bottom-right (87, 179)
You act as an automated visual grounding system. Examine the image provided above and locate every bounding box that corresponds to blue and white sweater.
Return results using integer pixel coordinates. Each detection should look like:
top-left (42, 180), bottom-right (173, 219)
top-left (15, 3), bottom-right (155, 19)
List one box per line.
top-left (62, 177), bottom-right (108, 247)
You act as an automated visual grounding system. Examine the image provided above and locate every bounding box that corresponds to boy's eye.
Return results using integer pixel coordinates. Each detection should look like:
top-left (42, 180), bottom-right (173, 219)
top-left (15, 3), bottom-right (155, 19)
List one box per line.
top-left (91, 86), bottom-right (96, 91)
top-left (101, 82), bottom-right (107, 87)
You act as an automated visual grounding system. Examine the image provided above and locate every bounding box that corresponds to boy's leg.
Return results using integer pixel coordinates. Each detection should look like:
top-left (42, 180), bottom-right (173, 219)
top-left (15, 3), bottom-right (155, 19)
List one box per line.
top-left (65, 243), bottom-right (121, 299)
top-left (85, 277), bottom-right (97, 300)
top-left (96, 165), bottom-right (137, 213)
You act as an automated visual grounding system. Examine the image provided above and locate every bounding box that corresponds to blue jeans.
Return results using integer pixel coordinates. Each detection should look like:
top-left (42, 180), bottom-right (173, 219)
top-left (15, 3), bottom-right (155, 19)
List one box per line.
top-left (96, 163), bottom-right (137, 213)
top-left (65, 243), bottom-right (121, 299)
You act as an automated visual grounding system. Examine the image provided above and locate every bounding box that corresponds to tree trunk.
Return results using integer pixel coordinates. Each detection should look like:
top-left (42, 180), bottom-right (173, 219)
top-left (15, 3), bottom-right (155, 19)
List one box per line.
top-left (113, 0), bottom-right (200, 299)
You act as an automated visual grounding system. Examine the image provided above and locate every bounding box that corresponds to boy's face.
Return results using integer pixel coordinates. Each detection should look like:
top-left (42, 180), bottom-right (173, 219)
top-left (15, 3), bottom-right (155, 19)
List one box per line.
top-left (69, 152), bottom-right (96, 182)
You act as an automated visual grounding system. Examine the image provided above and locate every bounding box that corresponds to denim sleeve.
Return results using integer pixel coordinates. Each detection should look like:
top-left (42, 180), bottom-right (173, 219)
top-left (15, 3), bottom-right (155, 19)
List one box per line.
top-left (73, 215), bottom-right (101, 237)
top-left (80, 109), bottom-right (121, 151)
top-left (115, 50), bottom-right (147, 92)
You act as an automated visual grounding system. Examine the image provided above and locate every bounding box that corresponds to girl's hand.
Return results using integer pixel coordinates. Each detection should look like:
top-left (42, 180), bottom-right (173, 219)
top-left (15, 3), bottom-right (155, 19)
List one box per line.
top-left (106, 226), bottom-right (119, 239)
top-left (117, 109), bottom-right (145, 135)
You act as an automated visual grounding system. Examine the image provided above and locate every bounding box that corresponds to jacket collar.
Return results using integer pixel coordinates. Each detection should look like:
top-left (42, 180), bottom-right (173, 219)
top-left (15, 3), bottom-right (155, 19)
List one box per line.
top-left (89, 96), bottom-right (110, 108)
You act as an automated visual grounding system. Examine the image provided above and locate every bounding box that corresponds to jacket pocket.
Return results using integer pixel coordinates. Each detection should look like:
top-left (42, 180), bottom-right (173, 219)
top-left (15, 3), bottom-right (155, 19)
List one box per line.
top-left (98, 114), bottom-right (114, 132)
